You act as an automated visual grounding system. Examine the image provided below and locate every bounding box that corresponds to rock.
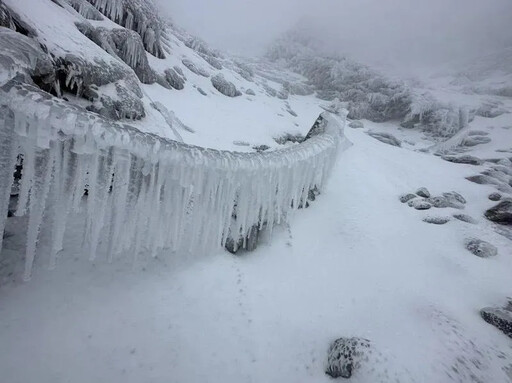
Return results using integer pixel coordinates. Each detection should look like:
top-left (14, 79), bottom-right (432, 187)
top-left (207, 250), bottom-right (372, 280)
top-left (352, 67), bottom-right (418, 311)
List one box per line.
top-left (274, 133), bottom-right (304, 145)
top-left (87, 82), bottom-right (145, 120)
top-left (277, 89), bottom-right (289, 100)
top-left (199, 52), bottom-right (223, 70)
top-left (225, 225), bottom-right (260, 254)
top-left (442, 155), bottom-right (483, 166)
top-left (366, 131), bottom-right (401, 147)
top-left (76, 23), bottom-right (156, 84)
top-left (325, 337), bottom-right (371, 379)
top-left (423, 216), bottom-right (450, 225)
top-left (480, 306), bottom-right (512, 338)
top-left (466, 174), bottom-right (498, 186)
top-left (211, 74), bottom-right (241, 97)
top-left (286, 106), bottom-right (298, 117)
top-left (485, 200), bottom-right (512, 225)
top-left (349, 120), bottom-right (364, 129)
top-left (489, 193), bottom-right (502, 201)
top-left (462, 136), bottom-right (492, 147)
top-left (0, 0), bottom-right (14, 29)
top-left (453, 214), bottom-right (476, 224)
top-left (285, 82), bottom-right (314, 96)
top-left (253, 145), bottom-right (270, 153)
top-left (468, 130), bottom-right (489, 136)
top-left (245, 88), bottom-right (255, 96)
top-left (465, 238), bottom-right (498, 258)
top-left (408, 198), bottom-right (432, 210)
top-left (65, 0), bottom-right (104, 20)
top-left (416, 187), bottom-right (431, 198)
top-left (0, 28), bottom-right (55, 87)
top-left (399, 193), bottom-right (416, 203)
top-left (427, 192), bottom-right (465, 209)
top-left (196, 87), bottom-right (207, 96)
top-left (182, 58), bottom-right (209, 77)
top-left (164, 68), bottom-right (185, 90)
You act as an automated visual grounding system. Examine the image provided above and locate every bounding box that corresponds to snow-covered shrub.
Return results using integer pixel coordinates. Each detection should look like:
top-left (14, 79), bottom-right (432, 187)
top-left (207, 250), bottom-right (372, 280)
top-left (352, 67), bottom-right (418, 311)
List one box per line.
top-left (267, 32), bottom-right (412, 123)
top-left (0, 82), bottom-right (347, 279)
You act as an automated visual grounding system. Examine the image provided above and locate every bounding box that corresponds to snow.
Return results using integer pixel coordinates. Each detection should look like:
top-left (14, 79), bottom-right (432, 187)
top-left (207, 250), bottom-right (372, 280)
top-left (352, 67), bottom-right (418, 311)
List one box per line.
top-left (1, 0), bottom-right (512, 381)
top-left (1, 120), bottom-right (511, 382)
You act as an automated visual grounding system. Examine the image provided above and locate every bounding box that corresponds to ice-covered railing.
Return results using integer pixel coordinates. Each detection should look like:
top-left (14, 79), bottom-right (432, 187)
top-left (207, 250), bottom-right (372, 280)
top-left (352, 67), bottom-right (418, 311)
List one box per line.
top-left (0, 82), bottom-right (348, 280)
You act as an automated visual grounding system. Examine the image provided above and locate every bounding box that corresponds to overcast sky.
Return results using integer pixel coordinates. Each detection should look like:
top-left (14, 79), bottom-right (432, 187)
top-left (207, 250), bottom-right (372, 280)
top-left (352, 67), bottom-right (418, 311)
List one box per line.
top-left (157, 0), bottom-right (512, 73)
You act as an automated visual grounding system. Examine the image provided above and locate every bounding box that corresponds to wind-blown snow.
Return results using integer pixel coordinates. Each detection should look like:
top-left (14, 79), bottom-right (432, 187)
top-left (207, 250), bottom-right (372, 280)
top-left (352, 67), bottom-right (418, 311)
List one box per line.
top-left (0, 83), bottom-right (348, 281)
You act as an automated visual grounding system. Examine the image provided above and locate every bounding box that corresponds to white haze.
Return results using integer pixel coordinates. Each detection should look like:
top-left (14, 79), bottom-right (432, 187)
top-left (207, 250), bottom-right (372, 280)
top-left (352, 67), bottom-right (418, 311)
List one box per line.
top-left (157, 0), bottom-right (512, 74)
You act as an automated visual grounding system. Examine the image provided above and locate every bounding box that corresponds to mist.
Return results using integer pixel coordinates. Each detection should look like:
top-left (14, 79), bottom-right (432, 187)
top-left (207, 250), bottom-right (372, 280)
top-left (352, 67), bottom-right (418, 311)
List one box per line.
top-left (157, 0), bottom-right (512, 74)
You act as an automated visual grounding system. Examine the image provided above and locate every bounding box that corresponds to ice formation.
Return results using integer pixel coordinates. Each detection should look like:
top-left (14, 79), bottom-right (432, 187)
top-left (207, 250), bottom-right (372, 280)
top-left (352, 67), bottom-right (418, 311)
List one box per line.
top-left (0, 83), bottom-right (348, 280)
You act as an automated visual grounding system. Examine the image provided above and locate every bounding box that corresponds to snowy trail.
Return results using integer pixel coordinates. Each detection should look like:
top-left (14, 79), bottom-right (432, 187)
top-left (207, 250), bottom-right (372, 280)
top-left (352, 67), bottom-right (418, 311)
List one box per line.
top-left (1, 128), bottom-right (512, 382)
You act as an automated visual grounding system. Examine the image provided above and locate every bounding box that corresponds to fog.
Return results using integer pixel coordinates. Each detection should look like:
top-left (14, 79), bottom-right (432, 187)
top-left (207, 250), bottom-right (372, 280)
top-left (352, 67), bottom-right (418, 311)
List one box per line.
top-left (158, 0), bottom-right (512, 73)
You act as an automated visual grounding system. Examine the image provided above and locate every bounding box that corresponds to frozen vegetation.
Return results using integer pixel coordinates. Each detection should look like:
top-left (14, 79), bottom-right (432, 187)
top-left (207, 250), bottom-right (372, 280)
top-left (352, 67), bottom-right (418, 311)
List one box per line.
top-left (0, 0), bottom-right (511, 382)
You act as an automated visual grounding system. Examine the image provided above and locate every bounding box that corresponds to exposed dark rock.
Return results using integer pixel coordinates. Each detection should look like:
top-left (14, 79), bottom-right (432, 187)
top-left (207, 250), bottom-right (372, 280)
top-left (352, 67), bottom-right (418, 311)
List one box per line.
top-left (366, 131), bottom-right (401, 147)
top-left (196, 87), bottom-right (207, 96)
top-left (485, 200), bottom-right (512, 225)
top-left (489, 192), bottom-right (502, 201)
top-left (262, 83), bottom-right (277, 97)
top-left (408, 199), bottom-right (432, 210)
top-left (253, 145), bottom-right (270, 153)
top-left (211, 74), bottom-right (241, 97)
top-left (465, 238), bottom-right (498, 258)
top-left (286, 106), bottom-right (298, 117)
top-left (164, 68), bottom-right (185, 90)
top-left (453, 214), bottom-right (477, 224)
top-left (399, 193), bottom-right (416, 203)
top-left (416, 187), bottom-right (431, 198)
top-left (348, 120), bottom-right (364, 129)
top-left (442, 155), bottom-right (483, 165)
top-left (481, 306), bottom-right (512, 338)
top-left (423, 216), bottom-right (450, 225)
top-left (245, 88), bottom-right (256, 96)
top-left (274, 133), bottom-right (304, 145)
top-left (182, 58), bottom-right (209, 77)
top-left (277, 89), bottom-right (289, 100)
top-left (325, 337), bottom-right (371, 379)
top-left (225, 225), bottom-right (260, 254)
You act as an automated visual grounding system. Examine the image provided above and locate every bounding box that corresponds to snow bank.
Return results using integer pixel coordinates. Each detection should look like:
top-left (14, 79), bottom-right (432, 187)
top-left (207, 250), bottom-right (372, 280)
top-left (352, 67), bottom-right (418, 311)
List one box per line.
top-left (0, 82), bottom-right (348, 280)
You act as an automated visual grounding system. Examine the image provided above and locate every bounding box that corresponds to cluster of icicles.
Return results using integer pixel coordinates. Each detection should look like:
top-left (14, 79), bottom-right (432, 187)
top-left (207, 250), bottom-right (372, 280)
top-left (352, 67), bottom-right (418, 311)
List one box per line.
top-left (0, 83), bottom-right (348, 281)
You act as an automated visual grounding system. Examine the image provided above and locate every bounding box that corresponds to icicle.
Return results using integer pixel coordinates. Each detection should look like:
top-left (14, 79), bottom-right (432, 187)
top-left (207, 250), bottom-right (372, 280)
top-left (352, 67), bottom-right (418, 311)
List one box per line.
top-left (24, 146), bottom-right (55, 281)
top-left (0, 107), bottom-right (17, 254)
top-left (2, 82), bottom-right (348, 274)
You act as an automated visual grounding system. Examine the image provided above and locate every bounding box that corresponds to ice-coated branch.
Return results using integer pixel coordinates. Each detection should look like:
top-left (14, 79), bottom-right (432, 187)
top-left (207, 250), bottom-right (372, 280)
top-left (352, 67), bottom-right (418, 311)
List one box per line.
top-left (0, 82), bottom-right (348, 280)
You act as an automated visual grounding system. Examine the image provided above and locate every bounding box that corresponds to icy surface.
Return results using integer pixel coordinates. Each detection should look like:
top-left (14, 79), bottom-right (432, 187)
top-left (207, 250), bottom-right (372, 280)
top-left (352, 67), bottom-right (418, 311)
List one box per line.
top-left (0, 82), bottom-right (348, 280)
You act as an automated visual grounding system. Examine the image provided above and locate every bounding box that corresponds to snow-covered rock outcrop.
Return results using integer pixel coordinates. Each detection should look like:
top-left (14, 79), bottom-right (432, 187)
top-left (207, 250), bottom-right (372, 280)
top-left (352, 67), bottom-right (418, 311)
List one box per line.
top-left (0, 82), bottom-right (349, 280)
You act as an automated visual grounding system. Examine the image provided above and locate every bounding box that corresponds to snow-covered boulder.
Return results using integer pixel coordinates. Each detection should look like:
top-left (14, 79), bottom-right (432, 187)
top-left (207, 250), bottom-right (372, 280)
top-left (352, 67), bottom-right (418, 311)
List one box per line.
top-left (325, 337), bottom-right (371, 379)
top-left (64, 0), bottom-right (104, 20)
top-left (85, 0), bottom-right (169, 58)
top-left (182, 58), bottom-right (209, 77)
top-left (366, 131), bottom-right (401, 147)
top-left (164, 68), bottom-right (185, 90)
top-left (485, 200), bottom-right (512, 225)
top-left (76, 22), bottom-right (156, 84)
top-left (211, 73), bottom-right (241, 97)
top-left (465, 238), bottom-right (498, 258)
top-left (0, 28), bottom-right (55, 86)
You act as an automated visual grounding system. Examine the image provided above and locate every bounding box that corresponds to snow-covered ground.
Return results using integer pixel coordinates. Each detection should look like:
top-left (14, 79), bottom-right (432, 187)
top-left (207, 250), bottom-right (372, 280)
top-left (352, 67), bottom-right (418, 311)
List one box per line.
top-left (1, 108), bottom-right (512, 382)
top-left (1, 0), bottom-right (512, 381)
